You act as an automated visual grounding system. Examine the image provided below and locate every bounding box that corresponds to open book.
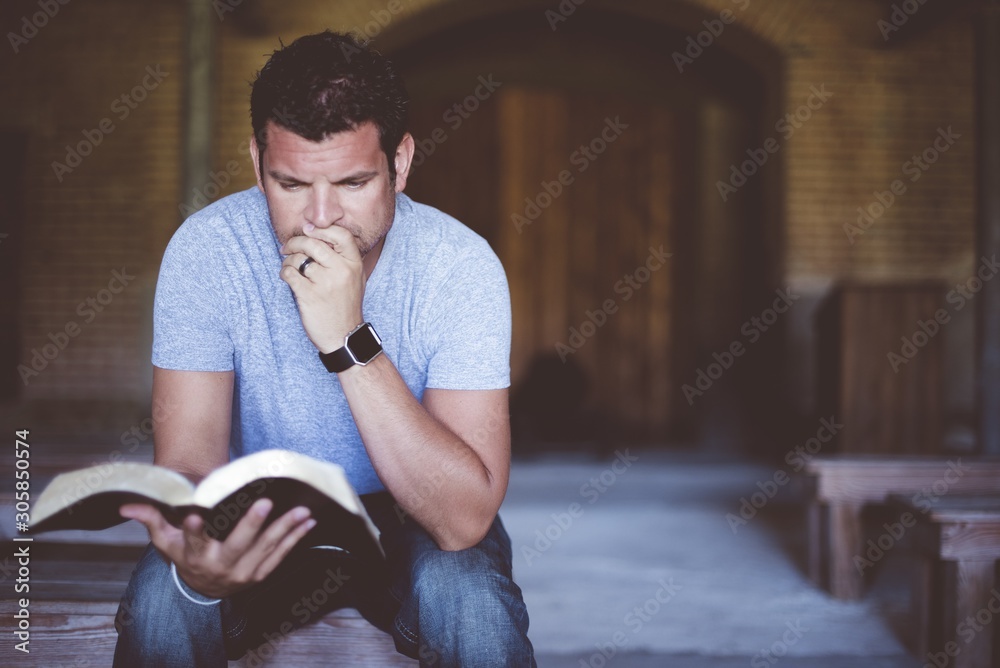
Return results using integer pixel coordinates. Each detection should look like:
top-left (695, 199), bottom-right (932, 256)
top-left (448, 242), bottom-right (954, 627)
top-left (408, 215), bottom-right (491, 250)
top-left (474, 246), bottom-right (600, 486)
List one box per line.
top-left (29, 449), bottom-right (384, 561)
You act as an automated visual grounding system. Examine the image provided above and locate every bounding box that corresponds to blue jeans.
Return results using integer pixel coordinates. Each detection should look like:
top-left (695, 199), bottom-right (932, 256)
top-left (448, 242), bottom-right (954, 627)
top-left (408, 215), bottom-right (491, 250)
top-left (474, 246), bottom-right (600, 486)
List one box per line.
top-left (112, 493), bottom-right (535, 667)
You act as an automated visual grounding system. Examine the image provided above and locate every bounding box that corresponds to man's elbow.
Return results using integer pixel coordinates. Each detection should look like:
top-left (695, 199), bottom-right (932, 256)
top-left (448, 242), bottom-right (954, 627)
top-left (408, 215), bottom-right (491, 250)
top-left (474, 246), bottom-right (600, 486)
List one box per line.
top-left (434, 513), bottom-right (495, 552)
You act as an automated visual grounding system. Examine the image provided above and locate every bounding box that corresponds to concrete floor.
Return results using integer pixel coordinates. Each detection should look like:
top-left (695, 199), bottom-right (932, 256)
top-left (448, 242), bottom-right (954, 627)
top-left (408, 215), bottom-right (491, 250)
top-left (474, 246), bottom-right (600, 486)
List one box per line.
top-left (500, 451), bottom-right (923, 668)
top-left (7, 438), bottom-right (928, 667)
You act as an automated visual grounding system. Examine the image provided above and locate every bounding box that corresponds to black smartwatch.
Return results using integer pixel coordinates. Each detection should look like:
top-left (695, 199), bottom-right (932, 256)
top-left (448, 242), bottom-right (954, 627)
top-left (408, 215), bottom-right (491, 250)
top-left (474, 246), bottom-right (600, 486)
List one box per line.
top-left (319, 322), bottom-right (383, 373)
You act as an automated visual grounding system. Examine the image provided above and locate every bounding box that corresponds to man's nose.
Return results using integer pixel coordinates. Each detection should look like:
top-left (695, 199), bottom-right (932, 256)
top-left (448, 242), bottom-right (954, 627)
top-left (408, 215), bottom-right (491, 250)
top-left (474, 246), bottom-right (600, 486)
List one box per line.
top-left (305, 187), bottom-right (344, 227)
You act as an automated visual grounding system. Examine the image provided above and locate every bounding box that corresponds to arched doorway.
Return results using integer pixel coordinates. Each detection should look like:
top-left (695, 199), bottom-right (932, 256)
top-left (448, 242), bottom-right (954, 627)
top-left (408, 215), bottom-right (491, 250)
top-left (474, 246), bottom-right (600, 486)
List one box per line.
top-left (379, 1), bottom-right (787, 455)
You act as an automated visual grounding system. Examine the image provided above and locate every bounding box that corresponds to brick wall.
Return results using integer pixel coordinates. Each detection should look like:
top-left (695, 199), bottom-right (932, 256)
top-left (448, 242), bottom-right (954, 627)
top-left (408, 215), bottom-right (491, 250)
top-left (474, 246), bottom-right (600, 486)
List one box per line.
top-left (1, 0), bottom-right (980, 438)
top-left (1, 0), bottom-right (183, 419)
top-left (734, 0), bottom-right (976, 282)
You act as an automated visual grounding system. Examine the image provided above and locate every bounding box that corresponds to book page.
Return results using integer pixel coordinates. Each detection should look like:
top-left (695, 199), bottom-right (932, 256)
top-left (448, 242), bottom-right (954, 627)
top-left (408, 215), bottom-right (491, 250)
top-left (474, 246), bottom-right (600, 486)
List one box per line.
top-left (193, 450), bottom-right (380, 542)
top-left (30, 462), bottom-right (196, 528)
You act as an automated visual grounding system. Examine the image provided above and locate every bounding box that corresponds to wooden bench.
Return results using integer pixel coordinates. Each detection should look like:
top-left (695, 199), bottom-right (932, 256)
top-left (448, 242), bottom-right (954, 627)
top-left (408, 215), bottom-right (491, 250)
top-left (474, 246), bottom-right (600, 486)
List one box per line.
top-left (803, 456), bottom-right (1000, 599)
top-left (0, 600), bottom-right (415, 667)
top-left (0, 529), bottom-right (415, 666)
top-left (888, 495), bottom-right (1000, 668)
top-left (1, 449), bottom-right (416, 666)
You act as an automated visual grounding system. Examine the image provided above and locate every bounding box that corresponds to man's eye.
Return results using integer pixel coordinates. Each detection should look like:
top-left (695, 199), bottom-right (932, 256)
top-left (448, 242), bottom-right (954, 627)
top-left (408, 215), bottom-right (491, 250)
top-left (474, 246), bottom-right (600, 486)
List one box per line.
top-left (344, 181), bottom-right (367, 190)
top-left (279, 182), bottom-right (301, 191)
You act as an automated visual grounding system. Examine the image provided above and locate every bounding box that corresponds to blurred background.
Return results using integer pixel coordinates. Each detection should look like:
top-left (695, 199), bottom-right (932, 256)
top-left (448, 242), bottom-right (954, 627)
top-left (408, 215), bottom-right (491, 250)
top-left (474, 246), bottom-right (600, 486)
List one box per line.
top-left (0, 0), bottom-right (987, 458)
top-left (0, 0), bottom-right (996, 666)
top-left (0, 0), bottom-right (978, 455)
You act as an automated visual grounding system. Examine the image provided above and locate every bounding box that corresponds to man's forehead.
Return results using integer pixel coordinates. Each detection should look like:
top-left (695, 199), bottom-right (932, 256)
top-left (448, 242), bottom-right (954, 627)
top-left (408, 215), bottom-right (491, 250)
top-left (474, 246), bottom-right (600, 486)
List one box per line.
top-left (263, 122), bottom-right (386, 174)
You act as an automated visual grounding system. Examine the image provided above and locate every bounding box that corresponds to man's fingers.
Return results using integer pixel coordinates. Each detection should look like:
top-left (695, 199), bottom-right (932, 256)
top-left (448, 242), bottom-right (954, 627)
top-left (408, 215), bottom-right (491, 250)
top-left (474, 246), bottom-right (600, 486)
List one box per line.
top-left (279, 236), bottom-right (357, 290)
top-left (120, 503), bottom-right (172, 536)
top-left (120, 503), bottom-right (185, 560)
top-left (304, 224), bottom-right (363, 263)
top-left (217, 498), bottom-right (275, 555)
top-left (281, 225), bottom-right (362, 264)
top-left (280, 235), bottom-right (342, 267)
top-left (231, 504), bottom-right (311, 570)
top-left (120, 502), bottom-right (158, 524)
top-left (219, 503), bottom-right (312, 585)
top-left (280, 250), bottom-right (307, 270)
top-left (280, 252), bottom-right (313, 289)
top-left (254, 504), bottom-right (312, 551)
top-left (179, 511), bottom-right (217, 556)
top-left (253, 515), bottom-right (317, 582)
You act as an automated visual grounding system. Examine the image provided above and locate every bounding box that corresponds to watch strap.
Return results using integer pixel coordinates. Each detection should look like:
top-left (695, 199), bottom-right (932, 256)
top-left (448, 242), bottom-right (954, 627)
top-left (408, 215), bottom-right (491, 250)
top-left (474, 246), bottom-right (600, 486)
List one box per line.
top-left (318, 322), bottom-right (382, 373)
top-left (319, 346), bottom-right (356, 373)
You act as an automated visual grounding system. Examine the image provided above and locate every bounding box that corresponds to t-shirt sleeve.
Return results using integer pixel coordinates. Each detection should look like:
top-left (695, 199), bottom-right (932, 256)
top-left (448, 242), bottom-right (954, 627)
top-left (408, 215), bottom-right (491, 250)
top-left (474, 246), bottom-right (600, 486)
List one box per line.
top-left (423, 243), bottom-right (511, 390)
top-left (151, 219), bottom-right (235, 371)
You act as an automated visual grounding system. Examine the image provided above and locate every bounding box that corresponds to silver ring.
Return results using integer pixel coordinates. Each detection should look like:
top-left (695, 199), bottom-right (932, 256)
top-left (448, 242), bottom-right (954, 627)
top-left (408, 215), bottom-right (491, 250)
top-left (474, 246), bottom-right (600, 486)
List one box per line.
top-left (298, 257), bottom-right (314, 276)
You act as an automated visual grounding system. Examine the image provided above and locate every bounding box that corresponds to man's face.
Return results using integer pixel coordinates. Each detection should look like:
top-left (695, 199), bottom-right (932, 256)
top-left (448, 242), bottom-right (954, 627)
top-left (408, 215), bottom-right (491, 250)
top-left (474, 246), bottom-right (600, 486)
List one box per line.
top-left (251, 121), bottom-right (412, 259)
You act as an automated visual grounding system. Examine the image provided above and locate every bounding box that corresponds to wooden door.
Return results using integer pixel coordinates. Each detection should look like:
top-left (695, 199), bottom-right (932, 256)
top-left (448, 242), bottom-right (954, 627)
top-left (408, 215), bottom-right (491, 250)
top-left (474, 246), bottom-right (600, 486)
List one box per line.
top-left (407, 86), bottom-right (680, 441)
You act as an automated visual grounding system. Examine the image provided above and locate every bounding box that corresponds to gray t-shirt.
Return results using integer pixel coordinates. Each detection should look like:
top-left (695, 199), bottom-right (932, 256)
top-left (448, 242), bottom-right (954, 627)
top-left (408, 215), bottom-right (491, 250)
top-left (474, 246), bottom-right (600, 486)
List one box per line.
top-left (152, 187), bottom-right (511, 494)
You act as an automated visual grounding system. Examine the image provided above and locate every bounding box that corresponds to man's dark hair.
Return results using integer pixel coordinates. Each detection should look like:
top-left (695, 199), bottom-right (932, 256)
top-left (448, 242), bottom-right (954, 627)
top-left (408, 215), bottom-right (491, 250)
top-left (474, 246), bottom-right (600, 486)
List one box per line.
top-left (250, 31), bottom-right (409, 180)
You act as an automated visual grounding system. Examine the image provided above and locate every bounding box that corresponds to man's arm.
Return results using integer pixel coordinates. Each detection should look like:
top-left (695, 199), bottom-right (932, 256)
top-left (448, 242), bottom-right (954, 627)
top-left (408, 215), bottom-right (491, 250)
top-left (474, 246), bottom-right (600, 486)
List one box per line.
top-left (281, 220), bottom-right (510, 551)
top-left (120, 367), bottom-right (316, 598)
top-left (339, 358), bottom-right (510, 551)
top-left (151, 367), bottom-right (232, 479)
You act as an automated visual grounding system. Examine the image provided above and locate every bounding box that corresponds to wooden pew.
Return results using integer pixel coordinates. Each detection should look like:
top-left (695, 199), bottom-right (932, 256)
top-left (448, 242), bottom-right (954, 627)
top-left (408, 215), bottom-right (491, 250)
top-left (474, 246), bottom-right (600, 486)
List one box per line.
top-left (1, 599), bottom-right (415, 667)
top-left (1, 453), bottom-right (416, 666)
top-left (0, 545), bottom-right (416, 667)
top-left (0, 523), bottom-right (415, 666)
top-left (803, 456), bottom-right (1000, 600)
top-left (888, 495), bottom-right (1000, 668)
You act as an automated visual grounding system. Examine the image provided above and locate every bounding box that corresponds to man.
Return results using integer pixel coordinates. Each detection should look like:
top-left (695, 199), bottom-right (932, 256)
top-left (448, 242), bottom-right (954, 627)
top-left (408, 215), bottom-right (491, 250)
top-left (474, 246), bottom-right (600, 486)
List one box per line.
top-left (113, 30), bottom-right (534, 667)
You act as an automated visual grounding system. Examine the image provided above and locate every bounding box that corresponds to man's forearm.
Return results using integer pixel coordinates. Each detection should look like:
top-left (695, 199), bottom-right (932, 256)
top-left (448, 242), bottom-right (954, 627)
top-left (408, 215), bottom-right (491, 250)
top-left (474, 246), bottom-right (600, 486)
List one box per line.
top-left (337, 354), bottom-right (507, 550)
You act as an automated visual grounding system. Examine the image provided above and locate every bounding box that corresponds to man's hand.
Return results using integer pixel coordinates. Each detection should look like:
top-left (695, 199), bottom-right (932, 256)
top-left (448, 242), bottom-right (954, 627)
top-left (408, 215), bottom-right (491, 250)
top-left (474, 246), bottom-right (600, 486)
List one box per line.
top-left (280, 224), bottom-right (366, 354)
top-left (120, 499), bottom-right (316, 599)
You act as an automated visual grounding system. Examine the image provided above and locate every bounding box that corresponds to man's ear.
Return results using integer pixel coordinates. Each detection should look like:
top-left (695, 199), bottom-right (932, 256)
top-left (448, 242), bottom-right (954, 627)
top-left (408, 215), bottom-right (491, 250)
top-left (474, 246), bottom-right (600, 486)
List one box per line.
top-left (249, 135), bottom-right (265, 193)
top-left (392, 133), bottom-right (415, 193)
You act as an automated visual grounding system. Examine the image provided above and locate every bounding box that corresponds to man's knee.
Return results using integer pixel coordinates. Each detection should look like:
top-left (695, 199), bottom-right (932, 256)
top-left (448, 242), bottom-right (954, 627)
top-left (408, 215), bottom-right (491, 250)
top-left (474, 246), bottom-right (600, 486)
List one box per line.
top-left (115, 544), bottom-right (221, 644)
top-left (408, 548), bottom-right (532, 665)
top-left (413, 547), bottom-right (494, 589)
top-left (116, 545), bottom-right (172, 633)
top-left (411, 547), bottom-right (522, 620)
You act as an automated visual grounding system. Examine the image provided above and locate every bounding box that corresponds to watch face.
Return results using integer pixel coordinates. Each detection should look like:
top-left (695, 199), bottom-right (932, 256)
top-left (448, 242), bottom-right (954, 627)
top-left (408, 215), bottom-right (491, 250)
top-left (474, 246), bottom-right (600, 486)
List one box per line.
top-left (349, 325), bottom-right (383, 363)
